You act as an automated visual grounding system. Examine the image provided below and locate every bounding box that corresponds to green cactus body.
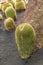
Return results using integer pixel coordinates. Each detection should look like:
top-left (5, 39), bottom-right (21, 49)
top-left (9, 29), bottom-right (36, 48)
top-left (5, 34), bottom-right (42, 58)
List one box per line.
top-left (15, 1), bottom-right (26, 10)
top-left (15, 23), bottom-right (35, 59)
top-left (4, 17), bottom-right (15, 30)
top-left (5, 7), bottom-right (16, 19)
top-left (2, 2), bottom-right (13, 13)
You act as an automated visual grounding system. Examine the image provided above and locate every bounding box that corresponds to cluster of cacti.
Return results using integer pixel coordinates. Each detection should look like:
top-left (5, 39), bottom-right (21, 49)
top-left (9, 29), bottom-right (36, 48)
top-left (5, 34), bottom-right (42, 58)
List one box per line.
top-left (1, 2), bottom-right (13, 13)
top-left (5, 7), bottom-right (17, 20)
top-left (0, 0), bottom-right (27, 20)
top-left (0, 0), bottom-right (36, 59)
top-left (15, 0), bottom-right (26, 11)
top-left (4, 17), bottom-right (16, 30)
top-left (15, 23), bottom-right (35, 59)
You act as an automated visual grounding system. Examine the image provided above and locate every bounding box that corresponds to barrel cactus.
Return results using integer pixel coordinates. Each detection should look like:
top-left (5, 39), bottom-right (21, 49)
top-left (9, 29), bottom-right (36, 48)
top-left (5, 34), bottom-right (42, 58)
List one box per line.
top-left (7, 0), bottom-right (15, 7)
top-left (15, 0), bottom-right (26, 11)
top-left (15, 23), bottom-right (36, 59)
top-left (1, 2), bottom-right (13, 13)
top-left (4, 17), bottom-right (16, 30)
top-left (16, 0), bottom-right (28, 4)
top-left (5, 7), bottom-right (17, 20)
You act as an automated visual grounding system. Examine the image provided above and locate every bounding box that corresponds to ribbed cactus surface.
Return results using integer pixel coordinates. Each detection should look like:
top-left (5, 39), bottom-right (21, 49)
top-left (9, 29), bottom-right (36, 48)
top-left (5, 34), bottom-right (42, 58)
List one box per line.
top-left (15, 23), bottom-right (35, 59)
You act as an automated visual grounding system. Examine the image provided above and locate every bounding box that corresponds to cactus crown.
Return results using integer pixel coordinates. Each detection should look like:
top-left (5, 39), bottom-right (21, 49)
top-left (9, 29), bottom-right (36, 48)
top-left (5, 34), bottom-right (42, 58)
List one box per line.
top-left (15, 0), bottom-right (26, 10)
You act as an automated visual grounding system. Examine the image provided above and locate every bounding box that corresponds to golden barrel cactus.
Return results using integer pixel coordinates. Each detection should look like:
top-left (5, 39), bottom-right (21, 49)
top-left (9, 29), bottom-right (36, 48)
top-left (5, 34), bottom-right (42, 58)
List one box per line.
top-left (5, 7), bottom-right (17, 20)
top-left (15, 0), bottom-right (26, 11)
top-left (4, 17), bottom-right (16, 30)
top-left (7, 0), bottom-right (15, 7)
top-left (15, 23), bottom-right (36, 59)
top-left (1, 2), bottom-right (13, 13)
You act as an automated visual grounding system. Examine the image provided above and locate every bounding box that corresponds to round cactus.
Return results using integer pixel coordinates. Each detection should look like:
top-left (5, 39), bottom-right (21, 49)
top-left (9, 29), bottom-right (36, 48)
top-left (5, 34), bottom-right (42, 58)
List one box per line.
top-left (15, 23), bottom-right (36, 59)
top-left (16, 0), bottom-right (28, 5)
top-left (1, 2), bottom-right (13, 13)
top-left (7, 0), bottom-right (15, 7)
top-left (5, 7), bottom-right (16, 19)
top-left (15, 0), bottom-right (26, 11)
top-left (4, 17), bottom-right (16, 30)
top-left (5, 7), bottom-right (17, 20)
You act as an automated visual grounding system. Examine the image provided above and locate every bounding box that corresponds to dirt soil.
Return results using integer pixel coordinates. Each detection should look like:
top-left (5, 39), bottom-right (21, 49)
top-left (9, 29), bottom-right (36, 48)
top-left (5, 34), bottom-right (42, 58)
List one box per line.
top-left (23, 0), bottom-right (43, 48)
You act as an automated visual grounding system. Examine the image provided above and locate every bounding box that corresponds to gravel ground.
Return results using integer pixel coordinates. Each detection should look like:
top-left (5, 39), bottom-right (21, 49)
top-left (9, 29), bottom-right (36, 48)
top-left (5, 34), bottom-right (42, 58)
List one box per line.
top-left (0, 0), bottom-right (43, 65)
